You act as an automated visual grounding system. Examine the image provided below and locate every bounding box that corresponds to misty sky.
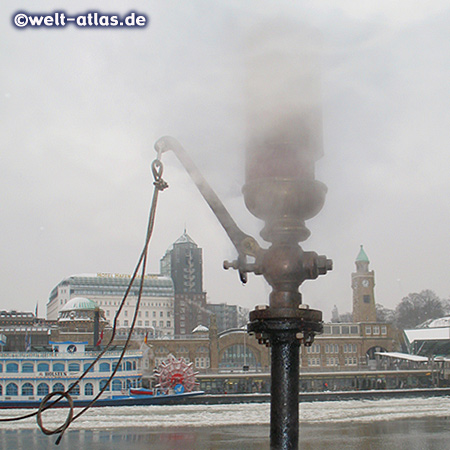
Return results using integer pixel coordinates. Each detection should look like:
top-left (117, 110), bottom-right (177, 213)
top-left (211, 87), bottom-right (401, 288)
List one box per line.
top-left (1, 1), bottom-right (449, 321)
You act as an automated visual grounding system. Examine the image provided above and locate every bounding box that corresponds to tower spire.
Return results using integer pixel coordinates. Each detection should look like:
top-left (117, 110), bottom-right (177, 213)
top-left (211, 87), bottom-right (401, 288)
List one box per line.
top-left (356, 244), bottom-right (369, 263)
top-left (355, 245), bottom-right (369, 273)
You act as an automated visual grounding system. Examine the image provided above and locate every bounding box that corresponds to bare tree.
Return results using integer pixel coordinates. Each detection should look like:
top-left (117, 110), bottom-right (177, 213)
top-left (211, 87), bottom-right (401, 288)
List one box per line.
top-left (394, 290), bottom-right (444, 329)
top-left (376, 303), bottom-right (395, 323)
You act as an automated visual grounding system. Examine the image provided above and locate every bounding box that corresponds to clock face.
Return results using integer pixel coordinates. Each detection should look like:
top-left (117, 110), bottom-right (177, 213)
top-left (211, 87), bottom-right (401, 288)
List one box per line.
top-left (362, 279), bottom-right (369, 287)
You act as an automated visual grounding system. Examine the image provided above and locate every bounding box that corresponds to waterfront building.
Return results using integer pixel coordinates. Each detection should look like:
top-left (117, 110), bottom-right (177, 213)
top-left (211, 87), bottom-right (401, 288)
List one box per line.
top-left (160, 231), bottom-right (208, 335)
top-left (206, 303), bottom-right (249, 332)
top-left (46, 273), bottom-right (175, 337)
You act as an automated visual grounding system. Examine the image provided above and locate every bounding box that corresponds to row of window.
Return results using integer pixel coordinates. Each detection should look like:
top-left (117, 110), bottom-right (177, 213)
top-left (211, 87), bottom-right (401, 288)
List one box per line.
top-left (305, 343), bottom-right (362, 354)
top-left (308, 356), bottom-right (359, 367)
top-left (194, 357), bottom-right (210, 369)
top-left (323, 324), bottom-right (387, 336)
top-left (72, 289), bottom-right (171, 297)
top-left (365, 326), bottom-right (387, 335)
top-left (99, 300), bottom-right (172, 308)
top-left (323, 325), bottom-right (360, 335)
top-left (326, 357), bottom-right (339, 366)
top-left (344, 357), bottom-right (358, 366)
top-left (113, 319), bottom-right (171, 328)
top-left (0, 378), bottom-right (140, 396)
top-left (0, 360), bottom-right (138, 373)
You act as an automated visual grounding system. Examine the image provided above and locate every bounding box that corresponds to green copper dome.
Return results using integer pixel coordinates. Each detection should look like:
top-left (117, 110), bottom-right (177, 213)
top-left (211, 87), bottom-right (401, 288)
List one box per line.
top-left (356, 245), bottom-right (369, 263)
top-left (60, 297), bottom-right (98, 312)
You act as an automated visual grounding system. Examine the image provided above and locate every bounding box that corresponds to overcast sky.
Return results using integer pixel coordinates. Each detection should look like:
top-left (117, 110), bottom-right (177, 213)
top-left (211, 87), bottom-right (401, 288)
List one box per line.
top-left (1, 1), bottom-right (449, 321)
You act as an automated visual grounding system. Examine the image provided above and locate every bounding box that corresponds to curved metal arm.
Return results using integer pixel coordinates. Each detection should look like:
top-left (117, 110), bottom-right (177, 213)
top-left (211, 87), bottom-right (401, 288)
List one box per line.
top-left (154, 137), bottom-right (263, 279)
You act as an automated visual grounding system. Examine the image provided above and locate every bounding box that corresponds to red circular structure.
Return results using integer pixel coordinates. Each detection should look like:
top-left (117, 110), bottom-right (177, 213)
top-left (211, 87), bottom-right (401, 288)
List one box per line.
top-left (154, 354), bottom-right (198, 392)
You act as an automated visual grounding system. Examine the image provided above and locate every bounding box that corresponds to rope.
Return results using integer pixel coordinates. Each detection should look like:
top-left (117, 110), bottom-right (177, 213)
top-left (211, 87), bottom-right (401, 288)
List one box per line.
top-left (0, 156), bottom-right (168, 445)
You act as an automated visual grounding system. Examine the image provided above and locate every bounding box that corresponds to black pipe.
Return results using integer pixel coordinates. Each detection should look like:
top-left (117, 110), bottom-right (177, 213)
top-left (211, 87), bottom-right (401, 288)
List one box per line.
top-left (270, 330), bottom-right (300, 450)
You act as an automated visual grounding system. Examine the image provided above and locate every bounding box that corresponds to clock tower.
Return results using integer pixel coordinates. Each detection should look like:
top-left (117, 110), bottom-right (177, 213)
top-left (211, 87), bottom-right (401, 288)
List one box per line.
top-left (352, 245), bottom-right (376, 322)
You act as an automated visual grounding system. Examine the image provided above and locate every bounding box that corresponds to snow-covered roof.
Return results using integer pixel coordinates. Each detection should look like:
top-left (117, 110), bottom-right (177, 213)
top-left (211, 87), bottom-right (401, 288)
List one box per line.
top-left (374, 351), bottom-right (428, 362)
top-left (404, 327), bottom-right (450, 344)
top-left (192, 325), bottom-right (209, 333)
top-left (421, 317), bottom-right (450, 328)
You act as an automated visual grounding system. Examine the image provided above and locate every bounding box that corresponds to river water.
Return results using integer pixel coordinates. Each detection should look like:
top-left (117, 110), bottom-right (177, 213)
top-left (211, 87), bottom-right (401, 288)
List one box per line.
top-left (1, 397), bottom-right (450, 449)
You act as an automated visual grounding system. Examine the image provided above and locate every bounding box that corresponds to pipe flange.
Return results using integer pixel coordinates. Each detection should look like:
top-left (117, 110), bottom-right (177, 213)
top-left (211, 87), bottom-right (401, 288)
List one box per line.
top-left (248, 307), bottom-right (323, 347)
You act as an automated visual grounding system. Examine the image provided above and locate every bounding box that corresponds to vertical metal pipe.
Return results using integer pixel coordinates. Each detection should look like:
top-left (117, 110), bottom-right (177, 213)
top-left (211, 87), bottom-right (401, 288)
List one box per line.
top-left (270, 332), bottom-right (300, 450)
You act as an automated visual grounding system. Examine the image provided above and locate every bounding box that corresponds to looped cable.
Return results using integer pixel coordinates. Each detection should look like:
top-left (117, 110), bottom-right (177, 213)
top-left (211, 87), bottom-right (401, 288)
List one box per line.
top-left (152, 159), bottom-right (169, 191)
top-left (36, 391), bottom-right (74, 440)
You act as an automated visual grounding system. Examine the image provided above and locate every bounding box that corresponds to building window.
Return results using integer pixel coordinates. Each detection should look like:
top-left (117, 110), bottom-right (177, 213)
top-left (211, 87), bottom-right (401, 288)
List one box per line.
top-left (53, 383), bottom-right (64, 393)
top-left (159, 321), bottom-right (163, 327)
top-left (307, 358), bottom-right (320, 367)
top-left (166, 321), bottom-right (171, 327)
top-left (363, 295), bottom-right (371, 304)
top-left (68, 383), bottom-right (80, 396)
top-left (350, 326), bottom-right (359, 334)
top-left (326, 357), bottom-right (338, 366)
top-left (145, 321), bottom-right (149, 327)
top-left (365, 326), bottom-right (371, 335)
top-left (6, 363), bottom-right (18, 373)
top-left (138, 320), bottom-right (142, 326)
top-left (220, 345), bottom-right (257, 368)
top-left (6, 383), bottom-right (18, 396)
top-left (112, 380), bottom-right (122, 391)
top-left (100, 380), bottom-right (110, 392)
top-left (85, 383), bottom-right (94, 396)
top-left (37, 383), bottom-right (49, 396)
top-left (22, 383), bottom-right (34, 396)
top-left (195, 357), bottom-right (210, 369)
top-left (160, 311), bottom-right (163, 317)
top-left (381, 326), bottom-right (387, 335)
top-left (22, 363), bottom-right (34, 373)
top-left (68, 363), bottom-right (80, 372)
top-left (124, 320), bottom-right (129, 326)
top-left (373, 326), bottom-right (380, 335)
top-left (37, 363), bottom-right (49, 372)
top-left (99, 362), bottom-right (110, 372)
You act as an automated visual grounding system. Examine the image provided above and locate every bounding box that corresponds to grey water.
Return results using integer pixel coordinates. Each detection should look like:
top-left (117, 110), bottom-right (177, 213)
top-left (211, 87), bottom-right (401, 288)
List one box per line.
top-left (1, 398), bottom-right (450, 449)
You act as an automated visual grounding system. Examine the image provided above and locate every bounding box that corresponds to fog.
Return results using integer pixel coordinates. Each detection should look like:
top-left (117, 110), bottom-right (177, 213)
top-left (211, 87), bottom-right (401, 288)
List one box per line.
top-left (1, 1), bottom-right (449, 320)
